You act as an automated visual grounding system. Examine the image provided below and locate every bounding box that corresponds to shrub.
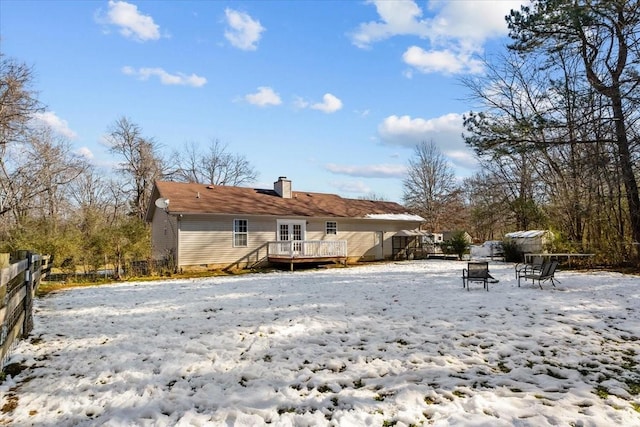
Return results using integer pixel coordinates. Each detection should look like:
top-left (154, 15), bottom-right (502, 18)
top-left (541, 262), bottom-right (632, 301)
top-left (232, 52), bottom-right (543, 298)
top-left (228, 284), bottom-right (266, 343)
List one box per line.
top-left (442, 231), bottom-right (470, 260)
top-left (502, 240), bottom-right (523, 263)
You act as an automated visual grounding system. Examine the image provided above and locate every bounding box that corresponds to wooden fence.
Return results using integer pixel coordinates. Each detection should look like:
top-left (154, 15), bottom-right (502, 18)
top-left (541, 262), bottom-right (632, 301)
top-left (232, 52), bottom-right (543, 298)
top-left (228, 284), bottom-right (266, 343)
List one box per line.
top-left (0, 252), bottom-right (51, 367)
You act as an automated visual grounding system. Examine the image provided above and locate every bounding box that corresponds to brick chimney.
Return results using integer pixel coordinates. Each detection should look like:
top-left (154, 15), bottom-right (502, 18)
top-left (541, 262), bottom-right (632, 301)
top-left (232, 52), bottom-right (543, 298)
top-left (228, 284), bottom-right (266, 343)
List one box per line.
top-left (274, 176), bottom-right (292, 198)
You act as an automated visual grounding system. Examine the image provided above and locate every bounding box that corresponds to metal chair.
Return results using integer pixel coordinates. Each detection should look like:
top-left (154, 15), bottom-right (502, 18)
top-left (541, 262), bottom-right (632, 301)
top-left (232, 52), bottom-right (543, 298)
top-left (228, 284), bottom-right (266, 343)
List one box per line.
top-left (462, 262), bottom-right (490, 291)
top-left (518, 260), bottom-right (560, 289)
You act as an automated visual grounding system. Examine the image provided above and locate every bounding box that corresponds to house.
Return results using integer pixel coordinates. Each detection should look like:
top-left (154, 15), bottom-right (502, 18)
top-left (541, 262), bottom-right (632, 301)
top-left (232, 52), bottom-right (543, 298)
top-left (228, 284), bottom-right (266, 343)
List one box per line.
top-left (146, 177), bottom-right (424, 271)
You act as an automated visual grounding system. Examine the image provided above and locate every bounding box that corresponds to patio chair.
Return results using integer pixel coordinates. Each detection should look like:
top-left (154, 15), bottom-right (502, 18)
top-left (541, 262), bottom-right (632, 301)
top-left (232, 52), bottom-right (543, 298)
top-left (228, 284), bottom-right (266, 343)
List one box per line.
top-left (515, 256), bottom-right (544, 280)
top-left (518, 260), bottom-right (560, 289)
top-left (462, 261), bottom-right (490, 291)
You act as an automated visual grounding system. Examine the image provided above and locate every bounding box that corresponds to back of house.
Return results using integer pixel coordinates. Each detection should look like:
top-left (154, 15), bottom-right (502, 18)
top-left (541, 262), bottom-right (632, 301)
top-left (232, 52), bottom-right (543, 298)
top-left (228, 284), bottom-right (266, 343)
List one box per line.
top-left (146, 177), bottom-right (424, 271)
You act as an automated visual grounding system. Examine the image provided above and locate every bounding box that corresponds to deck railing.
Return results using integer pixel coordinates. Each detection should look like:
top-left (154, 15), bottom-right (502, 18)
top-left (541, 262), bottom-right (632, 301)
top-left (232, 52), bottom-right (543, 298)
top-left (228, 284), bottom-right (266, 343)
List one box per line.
top-left (268, 240), bottom-right (347, 258)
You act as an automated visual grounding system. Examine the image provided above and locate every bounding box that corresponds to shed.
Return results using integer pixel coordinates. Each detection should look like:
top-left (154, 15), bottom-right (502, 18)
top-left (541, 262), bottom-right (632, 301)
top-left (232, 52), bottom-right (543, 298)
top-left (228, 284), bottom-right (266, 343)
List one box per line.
top-left (504, 230), bottom-right (554, 254)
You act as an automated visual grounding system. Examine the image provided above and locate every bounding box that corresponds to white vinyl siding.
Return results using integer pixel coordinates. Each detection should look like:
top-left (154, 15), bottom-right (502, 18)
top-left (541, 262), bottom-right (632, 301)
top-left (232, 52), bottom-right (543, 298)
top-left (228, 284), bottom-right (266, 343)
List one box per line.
top-left (173, 214), bottom-right (422, 268)
top-left (178, 215), bottom-right (273, 267)
top-left (327, 219), bottom-right (418, 260)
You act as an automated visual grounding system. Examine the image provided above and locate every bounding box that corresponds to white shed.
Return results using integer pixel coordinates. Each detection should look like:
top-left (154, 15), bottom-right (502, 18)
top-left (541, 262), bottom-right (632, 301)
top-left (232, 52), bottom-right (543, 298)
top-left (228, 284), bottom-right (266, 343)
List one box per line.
top-left (504, 230), bottom-right (554, 254)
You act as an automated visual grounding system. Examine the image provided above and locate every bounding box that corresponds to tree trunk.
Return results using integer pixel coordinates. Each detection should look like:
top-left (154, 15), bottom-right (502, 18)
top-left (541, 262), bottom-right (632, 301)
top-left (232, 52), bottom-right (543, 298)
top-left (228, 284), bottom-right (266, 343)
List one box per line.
top-left (611, 95), bottom-right (640, 259)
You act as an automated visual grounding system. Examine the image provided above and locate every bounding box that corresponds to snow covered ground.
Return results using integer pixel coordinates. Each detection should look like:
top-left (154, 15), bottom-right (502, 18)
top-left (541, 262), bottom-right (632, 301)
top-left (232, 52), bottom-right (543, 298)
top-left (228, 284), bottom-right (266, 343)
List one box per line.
top-left (1, 260), bottom-right (639, 427)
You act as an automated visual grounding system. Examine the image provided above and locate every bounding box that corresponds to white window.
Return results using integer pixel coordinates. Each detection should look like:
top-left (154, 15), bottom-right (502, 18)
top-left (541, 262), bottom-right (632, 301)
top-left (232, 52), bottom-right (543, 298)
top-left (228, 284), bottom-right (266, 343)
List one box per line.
top-left (326, 221), bottom-right (337, 235)
top-left (233, 219), bottom-right (248, 247)
top-left (279, 223), bottom-right (289, 241)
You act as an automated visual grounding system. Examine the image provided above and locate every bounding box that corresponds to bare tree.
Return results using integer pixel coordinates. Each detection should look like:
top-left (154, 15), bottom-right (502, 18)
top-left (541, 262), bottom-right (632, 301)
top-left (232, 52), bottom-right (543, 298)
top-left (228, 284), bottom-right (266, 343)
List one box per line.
top-left (508, 0), bottom-right (640, 258)
top-left (464, 173), bottom-right (508, 241)
top-left (0, 124), bottom-right (88, 259)
top-left (26, 127), bottom-right (87, 222)
top-left (402, 141), bottom-right (460, 231)
top-left (67, 167), bottom-right (127, 231)
top-left (0, 52), bottom-right (44, 222)
top-left (68, 167), bottom-right (111, 211)
top-left (0, 52), bottom-right (42, 153)
top-left (168, 139), bottom-right (258, 186)
top-left (462, 45), bottom-right (639, 260)
top-left (1, 126), bottom-right (86, 225)
top-left (358, 193), bottom-right (388, 201)
top-left (105, 117), bottom-right (164, 220)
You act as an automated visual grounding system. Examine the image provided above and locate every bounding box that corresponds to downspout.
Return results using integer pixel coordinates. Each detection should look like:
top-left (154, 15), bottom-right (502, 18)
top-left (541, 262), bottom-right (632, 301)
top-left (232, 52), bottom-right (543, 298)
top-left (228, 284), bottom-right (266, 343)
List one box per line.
top-left (174, 213), bottom-right (181, 272)
top-left (163, 209), bottom-right (180, 273)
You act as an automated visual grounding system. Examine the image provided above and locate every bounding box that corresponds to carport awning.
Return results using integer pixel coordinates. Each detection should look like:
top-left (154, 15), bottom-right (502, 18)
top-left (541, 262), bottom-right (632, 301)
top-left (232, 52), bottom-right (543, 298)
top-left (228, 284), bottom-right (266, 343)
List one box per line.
top-left (394, 230), bottom-right (433, 237)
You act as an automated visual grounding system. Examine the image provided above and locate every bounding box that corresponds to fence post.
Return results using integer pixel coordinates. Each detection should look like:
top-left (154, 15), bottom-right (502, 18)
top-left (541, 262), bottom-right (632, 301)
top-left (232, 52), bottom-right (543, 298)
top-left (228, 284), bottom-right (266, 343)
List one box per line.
top-left (22, 251), bottom-right (34, 338)
top-left (0, 253), bottom-right (9, 268)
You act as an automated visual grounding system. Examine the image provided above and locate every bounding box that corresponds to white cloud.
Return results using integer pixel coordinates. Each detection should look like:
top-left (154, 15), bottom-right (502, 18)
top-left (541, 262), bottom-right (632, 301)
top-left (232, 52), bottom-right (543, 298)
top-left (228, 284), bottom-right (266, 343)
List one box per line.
top-left (378, 112), bottom-right (480, 174)
top-left (378, 113), bottom-right (464, 147)
top-left (293, 96), bottom-right (309, 110)
top-left (33, 111), bottom-right (77, 139)
top-left (329, 180), bottom-right (371, 194)
top-left (75, 146), bottom-right (119, 169)
top-left (244, 87), bottom-right (282, 107)
top-left (122, 66), bottom-right (207, 87)
top-left (325, 163), bottom-right (406, 178)
top-left (224, 8), bottom-right (265, 51)
top-left (294, 93), bottom-right (343, 113)
top-left (402, 45), bottom-right (484, 75)
top-left (102, 0), bottom-right (161, 42)
top-left (425, 0), bottom-right (524, 42)
top-left (446, 149), bottom-right (478, 172)
top-left (75, 147), bottom-right (94, 160)
top-left (351, 0), bottom-right (527, 75)
top-left (352, 0), bottom-right (523, 47)
top-left (310, 93), bottom-right (343, 114)
top-left (350, 0), bottom-right (429, 49)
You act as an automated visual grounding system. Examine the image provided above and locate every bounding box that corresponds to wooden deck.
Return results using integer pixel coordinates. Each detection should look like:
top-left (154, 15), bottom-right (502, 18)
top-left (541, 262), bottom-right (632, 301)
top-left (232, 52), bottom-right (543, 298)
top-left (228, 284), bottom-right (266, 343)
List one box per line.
top-left (267, 240), bottom-right (347, 270)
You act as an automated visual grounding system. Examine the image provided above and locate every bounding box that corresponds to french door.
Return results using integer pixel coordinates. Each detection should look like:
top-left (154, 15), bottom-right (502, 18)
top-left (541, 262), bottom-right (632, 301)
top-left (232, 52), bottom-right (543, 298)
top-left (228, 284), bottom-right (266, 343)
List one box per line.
top-left (277, 220), bottom-right (306, 253)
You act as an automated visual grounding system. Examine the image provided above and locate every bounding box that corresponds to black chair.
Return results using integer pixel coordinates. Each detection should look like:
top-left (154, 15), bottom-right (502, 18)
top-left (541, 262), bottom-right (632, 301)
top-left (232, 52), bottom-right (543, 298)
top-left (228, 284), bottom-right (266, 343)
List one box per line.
top-left (462, 262), bottom-right (490, 291)
top-left (518, 260), bottom-right (559, 289)
top-left (515, 256), bottom-right (544, 280)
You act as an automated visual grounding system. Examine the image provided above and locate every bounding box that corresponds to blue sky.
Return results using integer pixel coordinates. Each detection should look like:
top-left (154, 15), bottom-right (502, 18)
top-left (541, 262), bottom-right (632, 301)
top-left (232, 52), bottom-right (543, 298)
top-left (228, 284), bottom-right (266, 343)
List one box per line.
top-left (1, 0), bottom-right (527, 203)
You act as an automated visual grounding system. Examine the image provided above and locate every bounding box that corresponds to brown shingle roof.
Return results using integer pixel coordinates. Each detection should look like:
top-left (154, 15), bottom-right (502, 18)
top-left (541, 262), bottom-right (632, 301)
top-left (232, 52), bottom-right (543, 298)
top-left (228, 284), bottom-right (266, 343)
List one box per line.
top-left (149, 181), bottom-right (415, 219)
